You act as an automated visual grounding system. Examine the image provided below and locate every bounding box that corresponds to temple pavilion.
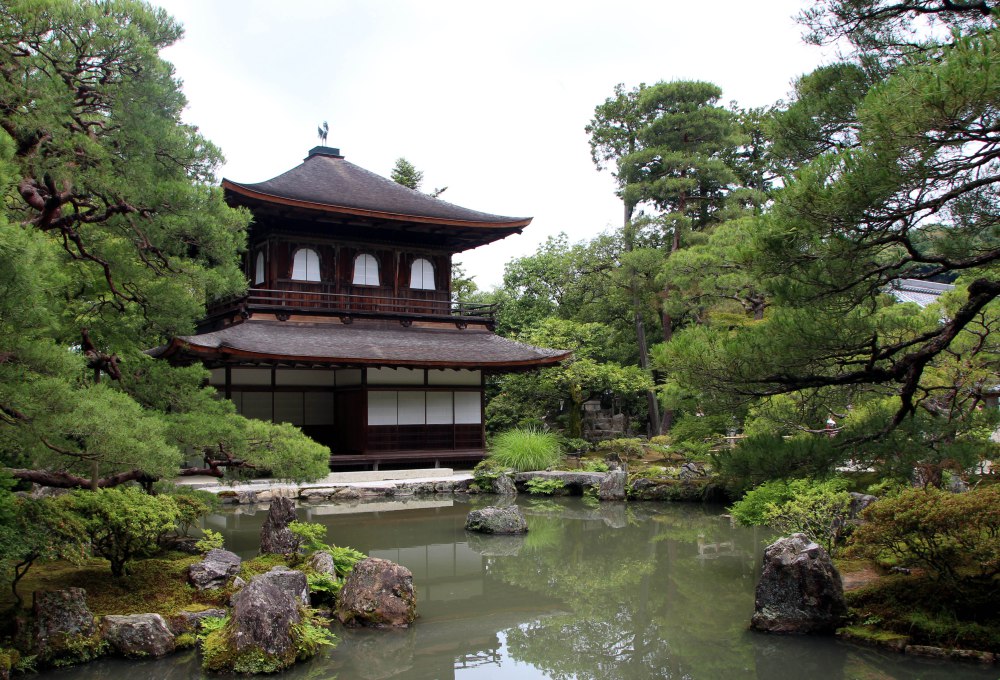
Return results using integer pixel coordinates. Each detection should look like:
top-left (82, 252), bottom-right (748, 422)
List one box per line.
top-left (154, 146), bottom-right (569, 470)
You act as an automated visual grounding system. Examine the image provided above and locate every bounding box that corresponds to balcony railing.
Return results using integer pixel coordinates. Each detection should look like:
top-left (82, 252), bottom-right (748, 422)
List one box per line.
top-left (206, 284), bottom-right (495, 323)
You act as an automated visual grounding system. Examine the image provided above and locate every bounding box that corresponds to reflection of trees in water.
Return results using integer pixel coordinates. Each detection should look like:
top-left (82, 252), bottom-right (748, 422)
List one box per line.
top-left (492, 501), bottom-right (765, 679)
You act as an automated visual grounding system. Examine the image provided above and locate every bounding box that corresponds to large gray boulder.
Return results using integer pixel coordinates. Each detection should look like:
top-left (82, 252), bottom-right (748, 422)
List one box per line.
top-left (750, 533), bottom-right (847, 634)
top-left (598, 470), bottom-right (627, 501)
top-left (100, 614), bottom-right (175, 658)
top-left (188, 548), bottom-right (242, 590)
top-left (203, 578), bottom-right (302, 673)
top-left (259, 496), bottom-right (298, 554)
top-left (28, 588), bottom-right (101, 664)
top-left (257, 566), bottom-right (310, 606)
top-left (465, 505), bottom-right (528, 534)
top-left (336, 557), bottom-right (416, 628)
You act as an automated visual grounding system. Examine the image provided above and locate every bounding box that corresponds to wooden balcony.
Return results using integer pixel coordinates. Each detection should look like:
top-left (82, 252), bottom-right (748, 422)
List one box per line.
top-left (205, 282), bottom-right (495, 326)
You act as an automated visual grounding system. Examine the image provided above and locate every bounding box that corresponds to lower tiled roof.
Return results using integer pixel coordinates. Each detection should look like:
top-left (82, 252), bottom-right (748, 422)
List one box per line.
top-left (153, 319), bottom-right (569, 370)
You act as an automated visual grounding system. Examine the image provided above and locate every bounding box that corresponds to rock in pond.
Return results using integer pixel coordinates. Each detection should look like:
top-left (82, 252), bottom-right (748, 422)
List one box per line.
top-left (465, 505), bottom-right (528, 534)
top-left (188, 548), bottom-right (241, 590)
top-left (202, 577), bottom-right (302, 673)
top-left (100, 614), bottom-right (175, 658)
top-left (260, 496), bottom-right (299, 554)
top-left (336, 557), bottom-right (416, 628)
top-left (750, 533), bottom-right (847, 634)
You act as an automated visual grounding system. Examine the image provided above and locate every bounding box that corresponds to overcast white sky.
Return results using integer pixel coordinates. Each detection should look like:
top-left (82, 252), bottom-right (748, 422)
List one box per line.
top-left (154, 0), bottom-right (833, 291)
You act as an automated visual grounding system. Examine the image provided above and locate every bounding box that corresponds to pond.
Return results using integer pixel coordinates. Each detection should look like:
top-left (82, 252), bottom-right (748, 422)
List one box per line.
top-left (42, 496), bottom-right (995, 679)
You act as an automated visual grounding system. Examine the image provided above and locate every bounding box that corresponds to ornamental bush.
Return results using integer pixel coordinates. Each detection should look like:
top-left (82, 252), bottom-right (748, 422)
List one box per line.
top-left (61, 487), bottom-right (179, 578)
top-left (729, 478), bottom-right (853, 554)
top-left (849, 485), bottom-right (1000, 585)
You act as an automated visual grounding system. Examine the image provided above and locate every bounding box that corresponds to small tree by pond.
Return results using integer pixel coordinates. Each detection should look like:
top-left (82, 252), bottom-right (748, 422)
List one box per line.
top-left (61, 487), bottom-right (179, 578)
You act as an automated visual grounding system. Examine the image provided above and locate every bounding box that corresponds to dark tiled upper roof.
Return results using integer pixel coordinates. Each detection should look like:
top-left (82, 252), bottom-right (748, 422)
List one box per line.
top-left (154, 320), bottom-right (569, 370)
top-left (223, 148), bottom-right (531, 228)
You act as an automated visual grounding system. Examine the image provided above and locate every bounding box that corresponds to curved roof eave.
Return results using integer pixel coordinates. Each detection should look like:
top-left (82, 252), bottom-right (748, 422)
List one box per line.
top-left (158, 337), bottom-right (570, 372)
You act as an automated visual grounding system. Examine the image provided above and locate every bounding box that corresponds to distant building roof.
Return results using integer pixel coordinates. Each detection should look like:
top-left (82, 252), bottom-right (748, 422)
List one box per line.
top-left (152, 319), bottom-right (570, 372)
top-left (222, 146), bottom-right (531, 232)
top-left (888, 278), bottom-right (955, 308)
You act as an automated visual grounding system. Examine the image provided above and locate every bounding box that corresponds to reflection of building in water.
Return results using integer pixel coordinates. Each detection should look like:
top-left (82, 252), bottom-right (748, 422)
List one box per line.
top-left (371, 541), bottom-right (484, 603)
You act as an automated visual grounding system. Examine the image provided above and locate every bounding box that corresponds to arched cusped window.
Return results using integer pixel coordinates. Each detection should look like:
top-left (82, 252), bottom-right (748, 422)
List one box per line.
top-left (352, 253), bottom-right (380, 286)
top-left (291, 248), bottom-right (320, 281)
top-left (409, 257), bottom-right (435, 290)
top-left (254, 251), bottom-right (265, 285)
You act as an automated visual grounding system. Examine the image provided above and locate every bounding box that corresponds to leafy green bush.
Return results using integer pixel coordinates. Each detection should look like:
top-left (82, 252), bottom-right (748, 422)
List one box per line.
top-left (488, 427), bottom-right (563, 472)
top-left (595, 438), bottom-right (645, 461)
top-left (472, 456), bottom-right (507, 490)
top-left (559, 437), bottom-right (591, 454)
top-left (288, 521), bottom-right (328, 554)
top-left (524, 478), bottom-right (567, 495)
top-left (730, 478), bottom-right (852, 553)
top-left (581, 459), bottom-right (610, 473)
top-left (0, 496), bottom-right (86, 606)
top-left (61, 487), bottom-right (179, 578)
top-left (158, 485), bottom-right (220, 536)
top-left (849, 486), bottom-right (1000, 585)
top-left (195, 529), bottom-right (225, 554)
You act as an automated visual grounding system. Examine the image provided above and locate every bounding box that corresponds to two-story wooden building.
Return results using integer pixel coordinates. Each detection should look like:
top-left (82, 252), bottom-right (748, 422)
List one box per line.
top-left (154, 146), bottom-right (569, 470)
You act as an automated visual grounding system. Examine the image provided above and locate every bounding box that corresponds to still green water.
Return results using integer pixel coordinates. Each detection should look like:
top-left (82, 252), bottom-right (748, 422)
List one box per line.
top-left (43, 496), bottom-right (996, 679)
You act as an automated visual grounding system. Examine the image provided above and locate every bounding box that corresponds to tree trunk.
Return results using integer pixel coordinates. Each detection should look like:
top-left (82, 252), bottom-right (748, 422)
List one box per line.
top-left (624, 202), bottom-right (661, 437)
top-left (6, 468), bottom-right (157, 489)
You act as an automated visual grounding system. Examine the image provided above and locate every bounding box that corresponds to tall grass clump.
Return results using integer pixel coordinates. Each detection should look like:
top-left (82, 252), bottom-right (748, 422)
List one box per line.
top-left (488, 427), bottom-right (563, 472)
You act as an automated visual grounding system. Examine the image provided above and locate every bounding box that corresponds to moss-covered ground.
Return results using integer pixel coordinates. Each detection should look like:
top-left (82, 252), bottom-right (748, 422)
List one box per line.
top-left (0, 553), bottom-right (227, 618)
top-left (837, 565), bottom-right (1000, 653)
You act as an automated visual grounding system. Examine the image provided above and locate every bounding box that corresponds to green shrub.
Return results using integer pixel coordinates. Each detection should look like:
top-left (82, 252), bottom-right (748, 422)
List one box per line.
top-left (60, 487), bottom-right (179, 578)
top-left (524, 478), bottom-right (567, 496)
top-left (472, 456), bottom-right (508, 491)
top-left (849, 486), bottom-right (1000, 585)
top-left (595, 438), bottom-right (645, 461)
top-left (729, 479), bottom-right (799, 526)
top-left (195, 529), bottom-right (225, 554)
top-left (288, 521), bottom-right (328, 554)
top-left (0, 496), bottom-right (87, 607)
top-left (581, 459), bottom-right (610, 473)
top-left (155, 483), bottom-right (221, 536)
top-left (559, 437), bottom-right (591, 454)
top-left (488, 427), bottom-right (563, 472)
top-left (730, 478), bottom-right (852, 554)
